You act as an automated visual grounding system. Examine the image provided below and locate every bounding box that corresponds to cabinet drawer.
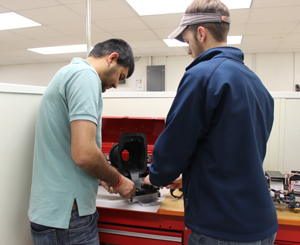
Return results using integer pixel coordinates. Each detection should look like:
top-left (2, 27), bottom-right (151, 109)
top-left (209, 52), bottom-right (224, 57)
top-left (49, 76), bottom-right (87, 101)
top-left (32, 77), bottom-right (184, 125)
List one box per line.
top-left (98, 223), bottom-right (182, 245)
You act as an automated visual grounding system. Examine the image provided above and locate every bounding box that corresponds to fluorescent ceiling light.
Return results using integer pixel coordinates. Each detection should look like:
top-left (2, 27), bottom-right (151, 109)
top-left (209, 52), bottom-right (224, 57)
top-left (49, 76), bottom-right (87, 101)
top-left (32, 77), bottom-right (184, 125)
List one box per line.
top-left (0, 12), bottom-right (41, 30)
top-left (126, 0), bottom-right (252, 16)
top-left (28, 44), bottom-right (90, 55)
top-left (126, 0), bottom-right (190, 15)
top-left (227, 35), bottom-right (242, 44)
top-left (164, 35), bottom-right (242, 47)
top-left (163, 39), bottom-right (188, 47)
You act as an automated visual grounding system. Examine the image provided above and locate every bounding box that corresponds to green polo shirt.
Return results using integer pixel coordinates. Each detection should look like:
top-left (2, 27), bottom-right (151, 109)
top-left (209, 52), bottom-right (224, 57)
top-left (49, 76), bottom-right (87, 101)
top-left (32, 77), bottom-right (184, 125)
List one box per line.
top-left (28, 58), bottom-right (103, 229)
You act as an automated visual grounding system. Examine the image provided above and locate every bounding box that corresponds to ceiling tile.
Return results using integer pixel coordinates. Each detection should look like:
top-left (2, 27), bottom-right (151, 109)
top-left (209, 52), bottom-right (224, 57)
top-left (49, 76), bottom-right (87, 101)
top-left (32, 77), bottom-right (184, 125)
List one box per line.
top-left (138, 47), bottom-right (175, 56)
top-left (292, 23), bottom-right (300, 33)
top-left (35, 36), bottom-right (84, 46)
top-left (10, 26), bottom-right (64, 39)
top-left (152, 28), bottom-right (175, 39)
top-left (128, 40), bottom-right (166, 49)
top-left (8, 39), bottom-right (48, 49)
top-left (229, 9), bottom-right (251, 25)
top-left (0, 30), bottom-right (29, 42)
top-left (249, 6), bottom-right (300, 24)
top-left (283, 33), bottom-right (300, 43)
top-left (245, 22), bottom-right (298, 35)
top-left (112, 30), bottom-right (158, 41)
top-left (239, 42), bottom-right (279, 51)
top-left (0, 6), bottom-right (9, 13)
top-left (91, 32), bottom-right (116, 44)
top-left (48, 22), bottom-right (104, 36)
top-left (141, 13), bottom-right (183, 29)
top-left (0, 49), bottom-right (41, 57)
top-left (56, 0), bottom-right (86, 3)
top-left (228, 24), bottom-right (247, 36)
top-left (0, 0), bottom-right (59, 11)
top-left (18, 6), bottom-right (85, 25)
top-left (242, 34), bottom-right (285, 44)
top-left (276, 42), bottom-right (300, 50)
top-left (252, 0), bottom-right (300, 8)
top-left (0, 42), bottom-right (22, 51)
top-left (275, 48), bottom-right (300, 53)
top-left (131, 48), bottom-right (143, 56)
top-left (49, 52), bottom-right (86, 60)
top-left (0, 60), bottom-right (20, 65)
top-left (70, 30), bottom-right (115, 43)
top-left (93, 17), bottom-right (148, 32)
top-left (67, 0), bottom-right (136, 19)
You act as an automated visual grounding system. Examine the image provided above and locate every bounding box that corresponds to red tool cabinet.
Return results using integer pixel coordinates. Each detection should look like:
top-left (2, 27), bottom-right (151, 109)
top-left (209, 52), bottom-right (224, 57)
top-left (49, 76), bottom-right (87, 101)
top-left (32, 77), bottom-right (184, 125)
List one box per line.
top-left (97, 207), bottom-right (189, 245)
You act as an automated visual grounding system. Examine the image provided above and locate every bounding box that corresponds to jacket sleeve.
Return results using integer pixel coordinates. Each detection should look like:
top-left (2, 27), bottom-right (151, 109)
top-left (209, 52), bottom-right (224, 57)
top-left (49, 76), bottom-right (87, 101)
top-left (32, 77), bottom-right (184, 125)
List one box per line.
top-left (149, 70), bottom-right (217, 186)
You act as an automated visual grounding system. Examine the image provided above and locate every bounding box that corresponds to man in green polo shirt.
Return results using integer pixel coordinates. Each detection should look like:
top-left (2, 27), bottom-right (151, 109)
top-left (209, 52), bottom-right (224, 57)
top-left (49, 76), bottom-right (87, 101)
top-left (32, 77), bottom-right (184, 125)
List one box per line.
top-left (28, 39), bottom-right (136, 245)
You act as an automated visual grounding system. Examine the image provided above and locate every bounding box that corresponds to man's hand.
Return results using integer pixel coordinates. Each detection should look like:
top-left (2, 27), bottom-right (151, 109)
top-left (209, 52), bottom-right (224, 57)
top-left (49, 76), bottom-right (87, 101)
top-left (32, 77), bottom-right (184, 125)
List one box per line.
top-left (143, 174), bottom-right (183, 189)
top-left (143, 174), bottom-right (152, 185)
top-left (143, 175), bottom-right (163, 189)
top-left (101, 177), bottom-right (135, 199)
top-left (166, 174), bottom-right (182, 189)
top-left (100, 180), bottom-right (118, 194)
top-left (114, 176), bottom-right (136, 199)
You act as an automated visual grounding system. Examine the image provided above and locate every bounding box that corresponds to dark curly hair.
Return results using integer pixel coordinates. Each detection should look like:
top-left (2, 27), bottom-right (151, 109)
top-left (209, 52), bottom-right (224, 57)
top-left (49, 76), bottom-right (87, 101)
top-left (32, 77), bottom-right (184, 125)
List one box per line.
top-left (89, 39), bottom-right (135, 78)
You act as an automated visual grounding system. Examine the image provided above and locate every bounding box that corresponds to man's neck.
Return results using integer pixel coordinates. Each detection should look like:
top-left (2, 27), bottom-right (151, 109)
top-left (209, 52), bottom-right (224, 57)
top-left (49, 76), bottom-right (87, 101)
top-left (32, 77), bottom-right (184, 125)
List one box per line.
top-left (204, 41), bottom-right (227, 52)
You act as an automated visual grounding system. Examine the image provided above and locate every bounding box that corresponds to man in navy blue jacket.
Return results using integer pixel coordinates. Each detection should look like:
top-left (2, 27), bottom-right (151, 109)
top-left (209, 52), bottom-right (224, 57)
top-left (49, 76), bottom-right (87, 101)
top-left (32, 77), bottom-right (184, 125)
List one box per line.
top-left (143, 0), bottom-right (278, 244)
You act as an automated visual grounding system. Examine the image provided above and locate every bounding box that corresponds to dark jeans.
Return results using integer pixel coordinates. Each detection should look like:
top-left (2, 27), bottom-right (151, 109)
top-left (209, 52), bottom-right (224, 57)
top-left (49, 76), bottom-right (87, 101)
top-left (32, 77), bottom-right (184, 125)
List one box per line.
top-left (30, 210), bottom-right (99, 245)
top-left (188, 231), bottom-right (277, 245)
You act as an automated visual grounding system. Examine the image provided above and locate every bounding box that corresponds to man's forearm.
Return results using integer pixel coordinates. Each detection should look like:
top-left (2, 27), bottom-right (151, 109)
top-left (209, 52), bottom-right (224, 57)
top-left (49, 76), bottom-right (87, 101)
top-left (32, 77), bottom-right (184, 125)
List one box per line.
top-left (74, 145), bottom-right (120, 186)
top-left (70, 120), bottom-right (121, 186)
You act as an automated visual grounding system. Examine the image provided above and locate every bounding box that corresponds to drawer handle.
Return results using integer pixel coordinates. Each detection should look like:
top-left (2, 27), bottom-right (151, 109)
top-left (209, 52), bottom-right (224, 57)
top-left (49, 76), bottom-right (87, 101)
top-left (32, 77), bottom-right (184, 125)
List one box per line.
top-left (98, 228), bottom-right (182, 242)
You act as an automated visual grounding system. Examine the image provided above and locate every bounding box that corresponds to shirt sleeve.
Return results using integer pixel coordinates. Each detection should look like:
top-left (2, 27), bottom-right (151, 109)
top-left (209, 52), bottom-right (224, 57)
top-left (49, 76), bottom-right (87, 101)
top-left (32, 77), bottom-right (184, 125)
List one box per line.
top-left (149, 71), bottom-right (217, 187)
top-left (64, 68), bottom-right (101, 124)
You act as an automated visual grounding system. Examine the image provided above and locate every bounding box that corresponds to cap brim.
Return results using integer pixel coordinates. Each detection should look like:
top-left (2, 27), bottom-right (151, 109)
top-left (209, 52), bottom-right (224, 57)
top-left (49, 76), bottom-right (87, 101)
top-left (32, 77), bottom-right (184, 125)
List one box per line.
top-left (168, 26), bottom-right (187, 42)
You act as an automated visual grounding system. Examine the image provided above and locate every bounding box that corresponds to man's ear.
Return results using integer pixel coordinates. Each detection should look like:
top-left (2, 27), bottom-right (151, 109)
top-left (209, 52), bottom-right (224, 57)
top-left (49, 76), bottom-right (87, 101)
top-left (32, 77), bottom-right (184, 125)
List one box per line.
top-left (197, 26), bottom-right (206, 42)
top-left (107, 52), bottom-right (119, 66)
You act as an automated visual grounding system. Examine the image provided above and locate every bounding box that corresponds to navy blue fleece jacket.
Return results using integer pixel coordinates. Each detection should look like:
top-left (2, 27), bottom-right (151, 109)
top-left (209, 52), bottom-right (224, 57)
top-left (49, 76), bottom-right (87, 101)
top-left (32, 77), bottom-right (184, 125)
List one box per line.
top-left (149, 47), bottom-right (278, 242)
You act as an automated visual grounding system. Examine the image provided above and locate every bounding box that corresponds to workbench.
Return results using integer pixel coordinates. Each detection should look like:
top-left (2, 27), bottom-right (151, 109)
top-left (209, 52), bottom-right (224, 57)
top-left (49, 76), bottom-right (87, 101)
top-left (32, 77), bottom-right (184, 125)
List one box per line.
top-left (96, 187), bottom-right (189, 245)
top-left (274, 204), bottom-right (300, 244)
top-left (96, 187), bottom-right (300, 245)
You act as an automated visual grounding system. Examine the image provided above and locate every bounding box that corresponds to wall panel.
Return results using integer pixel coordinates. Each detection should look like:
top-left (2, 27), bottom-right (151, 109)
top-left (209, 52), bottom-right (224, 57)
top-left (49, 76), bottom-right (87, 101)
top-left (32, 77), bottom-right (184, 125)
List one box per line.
top-left (264, 98), bottom-right (285, 172)
top-left (256, 53), bottom-right (294, 91)
top-left (0, 92), bottom-right (42, 245)
top-left (283, 99), bottom-right (300, 172)
top-left (3, 52), bottom-right (298, 93)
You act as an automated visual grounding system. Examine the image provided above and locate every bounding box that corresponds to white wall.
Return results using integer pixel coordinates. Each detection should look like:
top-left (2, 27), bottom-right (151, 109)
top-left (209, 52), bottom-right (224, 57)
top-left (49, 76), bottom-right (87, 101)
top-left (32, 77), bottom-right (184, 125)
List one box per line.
top-left (255, 53), bottom-right (295, 91)
top-left (0, 61), bottom-right (68, 87)
top-left (283, 99), bottom-right (300, 171)
top-left (2, 52), bottom-right (300, 93)
top-left (102, 92), bottom-right (175, 117)
top-left (0, 87), bottom-right (43, 245)
top-left (263, 95), bottom-right (300, 173)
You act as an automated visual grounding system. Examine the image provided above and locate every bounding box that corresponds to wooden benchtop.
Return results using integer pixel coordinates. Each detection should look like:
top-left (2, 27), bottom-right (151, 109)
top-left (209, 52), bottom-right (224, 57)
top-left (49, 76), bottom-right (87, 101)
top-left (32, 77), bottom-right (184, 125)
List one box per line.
top-left (158, 189), bottom-right (184, 216)
top-left (158, 190), bottom-right (300, 226)
top-left (275, 204), bottom-right (300, 226)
